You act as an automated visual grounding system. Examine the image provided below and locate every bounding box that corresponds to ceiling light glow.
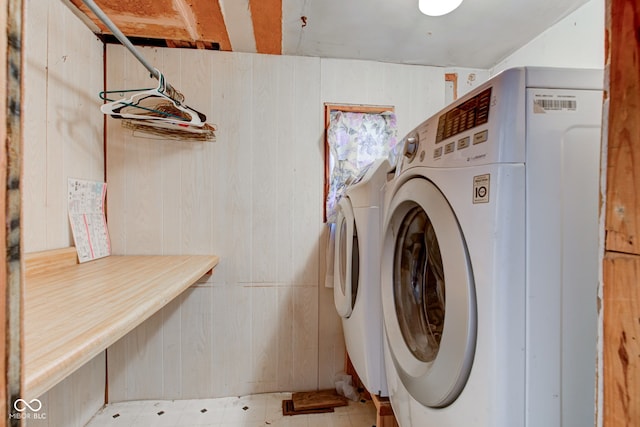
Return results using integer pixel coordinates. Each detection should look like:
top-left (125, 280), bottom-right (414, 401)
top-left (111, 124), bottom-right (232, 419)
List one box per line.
top-left (418, 0), bottom-right (464, 16)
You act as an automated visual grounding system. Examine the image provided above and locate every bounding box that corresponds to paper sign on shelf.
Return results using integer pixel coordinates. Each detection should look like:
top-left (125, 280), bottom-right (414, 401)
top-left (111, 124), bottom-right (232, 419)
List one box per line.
top-left (68, 178), bottom-right (111, 263)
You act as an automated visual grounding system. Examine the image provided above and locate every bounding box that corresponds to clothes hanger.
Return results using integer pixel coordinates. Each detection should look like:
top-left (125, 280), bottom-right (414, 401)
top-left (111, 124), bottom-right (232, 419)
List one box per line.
top-left (82, 0), bottom-right (216, 140)
top-left (100, 72), bottom-right (207, 127)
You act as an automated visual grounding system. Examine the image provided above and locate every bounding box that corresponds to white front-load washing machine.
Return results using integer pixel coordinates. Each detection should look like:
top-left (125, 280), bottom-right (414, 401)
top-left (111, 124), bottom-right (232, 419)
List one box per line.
top-left (334, 158), bottom-right (391, 397)
top-left (381, 67), bottom-right (602, 427)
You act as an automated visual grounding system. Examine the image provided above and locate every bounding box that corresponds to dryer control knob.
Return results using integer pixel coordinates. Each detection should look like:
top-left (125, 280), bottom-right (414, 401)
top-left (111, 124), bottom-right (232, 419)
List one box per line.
top-left (405, 134), bottom-right (419, 161)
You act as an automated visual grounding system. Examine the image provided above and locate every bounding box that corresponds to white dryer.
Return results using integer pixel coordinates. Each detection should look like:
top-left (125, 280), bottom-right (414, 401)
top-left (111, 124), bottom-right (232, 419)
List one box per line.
top-left (381, 67), bottom-right (602, 427)
top-left (334, 158), bottom-right (391, 397)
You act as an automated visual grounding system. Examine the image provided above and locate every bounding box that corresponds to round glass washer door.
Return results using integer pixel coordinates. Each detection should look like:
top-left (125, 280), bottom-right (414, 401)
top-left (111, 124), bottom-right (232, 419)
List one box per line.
top-left (334, 196), bottom-right (359, 318)
top-left (381, 177), bottom-right (476, 408)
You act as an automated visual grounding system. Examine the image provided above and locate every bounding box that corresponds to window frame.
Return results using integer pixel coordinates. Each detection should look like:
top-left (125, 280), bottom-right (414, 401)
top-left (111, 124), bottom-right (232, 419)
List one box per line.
top-left (323, 103), bottom-right (395, 222)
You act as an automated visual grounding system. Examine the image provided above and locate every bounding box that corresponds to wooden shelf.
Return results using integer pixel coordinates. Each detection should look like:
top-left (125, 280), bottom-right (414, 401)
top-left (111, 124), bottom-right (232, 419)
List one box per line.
top-left (23, 248), bottom-right (219, 400)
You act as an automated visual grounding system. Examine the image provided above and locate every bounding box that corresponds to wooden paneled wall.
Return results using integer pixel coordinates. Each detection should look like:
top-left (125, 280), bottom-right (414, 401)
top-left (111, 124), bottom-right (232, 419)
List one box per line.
top-left (22, 0), bottom-right (104, 253)
top-left (21, 0), bottom-right (105, 426)
top-left (104, 46), bottom-right (450, 401)
top-left (602, 0), bottom-right (640, 425)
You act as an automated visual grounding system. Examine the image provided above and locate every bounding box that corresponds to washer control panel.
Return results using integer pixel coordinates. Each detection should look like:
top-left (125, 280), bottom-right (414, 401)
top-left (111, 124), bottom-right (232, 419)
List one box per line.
top-left (436, 88), bottom-right (492, 143)
top-left (432, 87), bottom-right (492, 160)
top-left (397, 67), bottom-right (526, 171)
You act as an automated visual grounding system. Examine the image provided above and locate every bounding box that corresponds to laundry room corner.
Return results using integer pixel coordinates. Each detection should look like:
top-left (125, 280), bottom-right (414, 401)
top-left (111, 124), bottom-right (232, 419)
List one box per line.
top-left (102, 45), bottom-right (466, 404)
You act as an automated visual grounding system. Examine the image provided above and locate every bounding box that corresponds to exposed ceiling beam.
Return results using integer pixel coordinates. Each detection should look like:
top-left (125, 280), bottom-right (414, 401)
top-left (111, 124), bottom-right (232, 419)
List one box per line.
top-left (174, 0), bottom-right (201, 41)
top-left (219, 0), bottom-right (257, 53)
top-left (190, 0), bottom-right (232, 50)
top-left (249, 0), bottom-right (282, 54)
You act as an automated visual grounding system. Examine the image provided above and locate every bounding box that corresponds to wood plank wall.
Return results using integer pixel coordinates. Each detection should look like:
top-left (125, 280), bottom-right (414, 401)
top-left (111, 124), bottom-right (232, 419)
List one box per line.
top-left (22, 0), bottom-right (104, 253)
top-left (20, 0), bottom-right (106, 426)
top-left (602, 0), bottom-right (640, 425)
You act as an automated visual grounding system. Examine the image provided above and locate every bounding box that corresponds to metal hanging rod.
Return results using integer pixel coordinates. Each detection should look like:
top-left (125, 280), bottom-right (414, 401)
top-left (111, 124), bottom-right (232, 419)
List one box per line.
top-left (81, 0), bottom-right (184, 103)
top-left (82, 0), bottom-right (160, 79)
top-left (82, 0), bottom-right (158, 79)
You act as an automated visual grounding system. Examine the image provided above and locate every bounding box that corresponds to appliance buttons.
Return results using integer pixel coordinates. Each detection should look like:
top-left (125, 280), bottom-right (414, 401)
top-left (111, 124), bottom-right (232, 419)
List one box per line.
top-left (473, 130), bottom-right (488, 145)
top-left (434, 146), bottom-right (443, 159)
top-left (445, 142), bottom-right (455, 154)
top-left (458, 136), bottom-right (470, 150)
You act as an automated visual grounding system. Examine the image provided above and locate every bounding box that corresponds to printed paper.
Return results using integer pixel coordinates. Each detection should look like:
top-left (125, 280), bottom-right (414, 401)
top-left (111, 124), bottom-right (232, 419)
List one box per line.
top-left (68, 178), bottom-right (111, 263)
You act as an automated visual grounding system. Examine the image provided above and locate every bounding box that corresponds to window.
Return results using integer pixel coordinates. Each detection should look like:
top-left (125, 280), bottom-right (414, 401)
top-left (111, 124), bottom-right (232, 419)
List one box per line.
top-left (323, 104), bottom-right (398, 223)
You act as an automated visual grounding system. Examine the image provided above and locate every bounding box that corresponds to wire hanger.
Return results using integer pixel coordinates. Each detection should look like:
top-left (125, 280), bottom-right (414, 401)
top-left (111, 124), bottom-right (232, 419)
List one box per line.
top-left (99, 71), bottom-right (207, 126)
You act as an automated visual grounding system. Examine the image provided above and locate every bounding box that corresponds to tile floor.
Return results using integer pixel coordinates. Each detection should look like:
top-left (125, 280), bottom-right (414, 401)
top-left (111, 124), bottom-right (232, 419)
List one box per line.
top-left (85, 392), bottom-right (377, 427)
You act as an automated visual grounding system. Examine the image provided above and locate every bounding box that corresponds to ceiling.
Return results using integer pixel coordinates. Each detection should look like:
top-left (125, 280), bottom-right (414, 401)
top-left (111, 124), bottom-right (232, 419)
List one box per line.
top-left (67, 0), bottom-right (591, 69)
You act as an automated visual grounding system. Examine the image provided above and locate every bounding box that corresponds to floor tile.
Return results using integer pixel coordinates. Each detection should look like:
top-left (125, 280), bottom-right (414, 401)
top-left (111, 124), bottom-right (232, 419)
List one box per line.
top-left (84, 392), bottom-right (377, 427)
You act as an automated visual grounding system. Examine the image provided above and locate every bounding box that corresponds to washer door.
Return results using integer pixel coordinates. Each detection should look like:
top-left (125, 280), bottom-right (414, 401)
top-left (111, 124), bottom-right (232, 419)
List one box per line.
top-left (334, 197), bottom-right (359, 318)
top-left (381, 178), bottom-right (476, 408)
